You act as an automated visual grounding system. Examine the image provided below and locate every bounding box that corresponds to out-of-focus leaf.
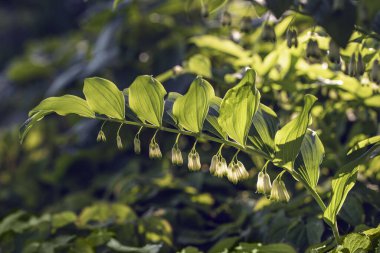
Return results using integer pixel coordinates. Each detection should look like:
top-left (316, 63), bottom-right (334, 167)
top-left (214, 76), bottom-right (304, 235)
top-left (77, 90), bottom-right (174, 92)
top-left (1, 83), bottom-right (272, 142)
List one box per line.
top-left (190, 35), bottom-right (249, 58)
top-left (364, 94), bottom-right (380, 108)
top-left (234, 242), bottom-right (296, 253)
top-left (207, 236), bottom-right (239, 253)
top-left (274, 95), bottom-right (317, 170)
top-left (248, 104), bottom-right (279, 158)
top-left (172, 77), bottom-right (214, 133)
top-left (107, 238), bottom-right (161, 253)
top-left (0, 211), bottom-right (26, 236)
top-left (348, 135), bottom-right (380, 155)
top-left (206, 0), bottom-right (228, 14)
top-left (341, 233), bottom-right (371, 252)
top-left (306, 217), bottom-right (324, 245)
top-left (323, 143), bottom-right (380, 226)
top-left (83, 77), bottom-right (125, 120)
top-left (52, 211), bottom-right (77, 230)
top-left (179, 247), bottom-right (203, 253)
top-left (186, 54), bottom-right (212, 78)
top-left (218, 68), bottom-right (260, 146)
top-left (128, 75), bottom-right (167, 127)
top-left (294, 129), bottom-right (324, 189)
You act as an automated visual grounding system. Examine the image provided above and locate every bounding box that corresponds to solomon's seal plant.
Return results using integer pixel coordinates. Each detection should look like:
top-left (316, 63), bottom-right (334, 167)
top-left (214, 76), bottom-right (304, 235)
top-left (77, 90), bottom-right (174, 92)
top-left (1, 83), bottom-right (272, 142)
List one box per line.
top-left (20, 67), bottom-right (380, 247)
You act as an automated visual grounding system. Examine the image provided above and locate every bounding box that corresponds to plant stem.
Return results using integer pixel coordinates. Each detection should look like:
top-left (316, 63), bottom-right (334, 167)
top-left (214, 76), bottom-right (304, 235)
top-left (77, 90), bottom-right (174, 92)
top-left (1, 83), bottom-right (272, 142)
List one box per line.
top-left (94, 116), bottom-right (271, 160)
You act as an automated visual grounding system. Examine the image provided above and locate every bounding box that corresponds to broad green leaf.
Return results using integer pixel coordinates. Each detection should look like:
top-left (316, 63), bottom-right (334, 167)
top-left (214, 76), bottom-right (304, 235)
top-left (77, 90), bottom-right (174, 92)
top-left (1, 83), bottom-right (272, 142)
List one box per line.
top-left (364, 94), bottom-right (380, 108)
top-left (218, 68), bottom-right (260, 147)
top-left (273, 94), bottom-right (317, 170)
top-left (306, 217), bottom-right (324, 245)
top-left (20, 95), bottom-right (95, 143)
top-left (107, 238), bottom-right (162, 253)
top-left (83, 77), bottom-right (125, 120)
top-left (186, 54), bottom-right (212, 78)
top-left (323, 143), bottom-right (380, 226)
top-left (172, 77), bottom-right (214, 133)
top-left (29, 95), bottom-right (95, 119)
top-left (341, 233), bottom-right (371, 252)
top-left (294, 129), bottom-right (325, 189)
top-left (248, 104), bottom-right (279, 158)
top-left (190, 35), bottom-right (249, 58)
top-left (179, 247), bottom-right (202, 253)
top-left (208, 236), bottom-right (239, 253)
top-left (206, 0), bottom-right (228, 14)
top-left (128, 75), bottom-right (167, 126)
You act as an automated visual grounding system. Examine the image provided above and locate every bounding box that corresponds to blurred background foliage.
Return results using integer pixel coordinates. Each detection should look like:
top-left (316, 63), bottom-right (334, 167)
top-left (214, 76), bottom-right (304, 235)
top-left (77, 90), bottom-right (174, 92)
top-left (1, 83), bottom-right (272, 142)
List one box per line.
top-left (0, 0), bottom-right (380, 252)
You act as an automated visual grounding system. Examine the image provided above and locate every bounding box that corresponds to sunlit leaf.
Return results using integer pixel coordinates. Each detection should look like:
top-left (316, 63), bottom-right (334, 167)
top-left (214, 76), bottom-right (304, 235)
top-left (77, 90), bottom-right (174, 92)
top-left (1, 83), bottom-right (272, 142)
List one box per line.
top-left (20, 95), bottom-right (95, 143)
top-left (172, 77), bottom-right (214, 133)
top-left (218, 68), bottom-right (260, 147)
top-left (128, 75), bottom-right (167, 127)
top-left (340, 233), bottom-right (371, 252)
top-left (273, 94), bottom-right (317, 170)
top-left (204, 96), bottom-right (227, 139)
top-left (52, 211), bottom-right (77, 230)
top-left (186, 54), bottom-right (212, 78)
top-left (83, 77), bottom-right (125, 120)
top-left (348, 135), bottom-right (380, 155)
top-left (248, 104), bottom-right (279, 158)
top-left (294, 129), bottom-right (325, 189)
top-left (323, 143), bottom-right (380, 226)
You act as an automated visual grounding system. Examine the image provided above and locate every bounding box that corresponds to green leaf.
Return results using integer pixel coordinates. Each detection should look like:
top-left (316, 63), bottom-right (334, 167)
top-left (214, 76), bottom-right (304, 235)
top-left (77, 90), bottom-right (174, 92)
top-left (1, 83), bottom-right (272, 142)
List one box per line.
top-left (206, 0), bottom-right (228, 14)
top-left (113, 0), bottom-right (122, 10)
top-left (323, 143), bottom-right (380, 226)
top-left (248, 104), bottom-right (279, 158)
top-left (234, 242), bottom-right (296, 253)
top-left (172, 77), bottom-right (215, 133)
top-left (128, 75), bottom-right (167, 127)
top-left (186, 54), bottom-right (212, 78)
top-left (20, 95), bottom-right (95, 143)
top-left (348, 135), bottom-right (380, 155)
top-left (107, 239), bottom-right (161, 253)
top-left (273, 94), bottom-right (317, 170)
top-left (218, 68), bottom-right (261, 147)
top-left (0, 211), bottom-right (26, 236)
top-left (306, 217), bottom-right (324, 245)
top-left (341, 233), bottom-right (371, 252)
top-left (190, 35), bottom-right (249, 58)
top-left (207, 236), bottom-right (239, 253)
top-left (179, 247), bottom-right (203, 253)
top-left (83, 77), bottom-right (125, 120)
top-left (52, 211), bottom-right (77, 230)
top-left (294, 129), bottom-right (325, 189)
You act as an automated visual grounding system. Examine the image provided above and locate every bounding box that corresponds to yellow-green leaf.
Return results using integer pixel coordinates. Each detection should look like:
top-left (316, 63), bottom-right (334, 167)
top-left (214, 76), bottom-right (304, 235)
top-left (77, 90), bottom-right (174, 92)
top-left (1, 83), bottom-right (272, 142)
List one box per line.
top-left (83, 77), bottom-right (125, 120)
top-left (294, 129), bottom-right (325, 189)
top-left (128, 75), bottom-right (167, 127)
top-left (172, 77), bottom-right (214, 133)
top-left (218, 68), bottom-right (260, 147)
top-left (273, 94), bottom-right (317, 170)
top-left (186, 54), bottom-right (212, 78)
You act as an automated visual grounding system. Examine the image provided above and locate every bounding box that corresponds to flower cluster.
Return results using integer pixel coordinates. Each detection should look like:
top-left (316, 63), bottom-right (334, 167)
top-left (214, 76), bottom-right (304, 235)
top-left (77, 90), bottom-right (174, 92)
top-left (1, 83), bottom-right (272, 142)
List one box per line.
top-left (226, 160), bottom-right (249, 184)
top-left (256, 168), bottom-right (290, 202)
top-left (209, 154), bottom-right (228, 177)
top-left (270, 177), bottom-right (290, 202)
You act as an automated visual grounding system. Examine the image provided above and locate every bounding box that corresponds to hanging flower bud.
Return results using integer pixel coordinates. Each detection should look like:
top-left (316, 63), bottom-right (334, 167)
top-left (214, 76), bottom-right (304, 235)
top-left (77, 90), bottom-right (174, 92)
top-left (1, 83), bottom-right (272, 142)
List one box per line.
top-left (357, 52), bottom-right (365, 76)
top-left (227, 161), bottom-right (249, 184)
top-left (149, 143), bottom-right (155, 159)
top-left (188, 149), bottom-right (201, 171)
top-left (171, 146), bottom-right (183, 166)
top-left (257, 171), bottom-right (272, 196)
top-left (292, 29), bottom-right (298, 48)
top-left (209, 155), bottom-right (218, 174)
top-left (97, 130), bottom-right (106, 142)
top-left (371, 60), bottom-right (380, 84)
top-left (348, 53), bottom-right (356, 77)
top-left (134, 135), bottom-right (141, 154)
top-left (306, 39), bottom-right (321, 61)
top-left (221, 11), bottom-right (232, 26)
top-left (328, 40), bottom-right (340, 64)
top-left (261, 24), bottom-right (276, 43)
top-left (116, 135), bottom-right (123, 150)
top-left (286, 27), bottom-right (298, 48)
top-left (270, 178), bottom-right (290, 202)
top-left (154, 143), bottom-right (162, 159)
top-left (176, 148), bottom-right (183, 166)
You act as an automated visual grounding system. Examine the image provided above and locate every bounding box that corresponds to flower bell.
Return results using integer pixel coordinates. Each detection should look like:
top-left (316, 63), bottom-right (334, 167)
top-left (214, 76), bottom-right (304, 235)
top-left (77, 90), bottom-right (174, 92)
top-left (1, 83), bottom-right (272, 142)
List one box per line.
top-left (134, 135), bottom-right (141, 154)
top-left (306, 39), bottom-right (321, 61)
top-left (328, 40), bottom-right (340, 64)
top-left (116, 135), bottom-right (123, 149)
top-left (149, 138), bottom-right (162, 159)
top-left (357, 52), bottom-right (365, 76)
top-left (348, 53), bottom-right (356, 77)
top-left (188, 149), bottom-right (201, 171)
top-left (226, 161), bottom-right (249, 184)
top-left (256, 171), bottom-right (272, 196)
top-left (371, 60), bottom-right (380, 84)
top-left (270, 177), bottom-right (290, 202)
top-left (96, 130), bottom-right (106, 142)
top-left (171, 146), bottom-right (183, 166)
top-left (209, 154), bottom-right (228, 177)
top-left (261, 24), bottom-right (276, 43)
top-left (286, 27), bottom-right (298, 48)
